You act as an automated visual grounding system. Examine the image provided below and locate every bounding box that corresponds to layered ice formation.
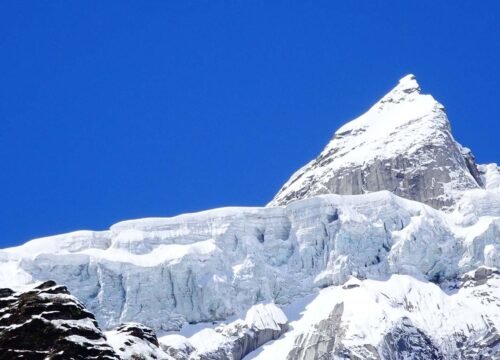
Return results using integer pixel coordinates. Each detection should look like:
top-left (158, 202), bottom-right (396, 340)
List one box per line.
top-left (1, 75), bottom-right (499, 359)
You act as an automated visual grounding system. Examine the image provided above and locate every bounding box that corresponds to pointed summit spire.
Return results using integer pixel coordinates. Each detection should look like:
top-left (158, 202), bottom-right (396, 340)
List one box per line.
top-left (397, 74), bottom-right (420, 93)
top-left (379, 74), bottom-right (421, 105)
top-left (269, 74), bottom-right (482, 208)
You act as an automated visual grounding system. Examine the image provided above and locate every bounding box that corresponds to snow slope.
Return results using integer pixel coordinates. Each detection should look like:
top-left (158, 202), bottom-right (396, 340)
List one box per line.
top-left (107, 323), bottom-right (173, 360)
top-left (158, 303), bottom-right (288, 359)
top-left (0, 74), bottom-right (499, 359)
top-left (0, 190), bottom-right (499, 335)
top-left (269, 75), bottom-right (483, 209)
top-left (247, 272), bottom-right (500, 359)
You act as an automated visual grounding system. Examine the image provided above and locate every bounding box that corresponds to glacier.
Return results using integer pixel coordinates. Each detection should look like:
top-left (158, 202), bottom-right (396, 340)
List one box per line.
top-left (1, 190), bottom-right (499, 334)
top-left (1, 74), bottom-right (499, 359)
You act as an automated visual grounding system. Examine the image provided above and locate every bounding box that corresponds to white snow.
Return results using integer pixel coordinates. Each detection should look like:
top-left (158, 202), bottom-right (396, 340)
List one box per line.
top-left (244, 303), bottom-right (287, 331)
top-left (478, 163), bottom-right (500, 190)
top-left (188, 328), bottom-right (228, 354)
top-left (247, 274), bottom-right (500, 359)
top-left (0, 190), bottom-right (498, 333)
top-left (106, 329), bottom-right (173, 360)
top-left (326, 75), bottom-right (440, 167)
top-left (158, 303), bottom-right (288, 358)
top-left (269, 74), bottom-right (481, 207)
top-left (0, 74), bottom-right (498, 359)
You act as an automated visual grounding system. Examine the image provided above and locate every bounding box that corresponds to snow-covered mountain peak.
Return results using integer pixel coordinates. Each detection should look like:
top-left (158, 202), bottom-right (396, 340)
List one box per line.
top-left (396, 73), bottom-right (419, 90)
top-left (332, 74), bottom-right (440, 145)
top-left (1, 74), bottom-right (498, 359)
top-left (270, 75), bottom-right (482, 208)
top-left (378, 73), bottom-right (421, 103)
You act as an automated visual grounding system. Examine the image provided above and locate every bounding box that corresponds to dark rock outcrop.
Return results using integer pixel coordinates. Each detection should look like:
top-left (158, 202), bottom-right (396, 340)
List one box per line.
top-left (114, 323), bottom-right (160, 347)
top-left (379, 318), bottom-right (442, 360)
top-left (0, 281), bottom-right (119, 360)
top-left (462, 266), bottom-right (500, 287)
top-left (456, 319), bottom-right (500, 359)
top-left (107, 322), bottom-right (172, 360)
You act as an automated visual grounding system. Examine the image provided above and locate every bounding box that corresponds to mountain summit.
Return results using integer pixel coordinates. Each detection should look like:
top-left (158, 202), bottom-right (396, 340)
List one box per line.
top-left (270, 75), bottom-right (483, 209)
top-left (1, 75), bottom-right (499, 359)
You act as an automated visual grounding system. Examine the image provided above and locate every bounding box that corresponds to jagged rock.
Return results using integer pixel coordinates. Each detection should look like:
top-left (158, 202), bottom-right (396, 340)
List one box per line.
top-left (107, 323), bottom-right (173, 360)
top-left (254, 274), bottom-right (500, 359)
top-left (457, 319), bottom-right (500, 359)
top-left (0, 75), bottom-right (499, 359)
top-left (379, 318), bottom-right (442, 360)
top-left (114, 323), bottom-right (160, 347)
top-left (0, 288), bottom-right (14, 298)
top-left (0, 281), bottom-right (119, 360)
top-left (287, 302), bottom-right (347, 360)
top-left (462, 266), bottom-right (500, 287)
top-left (269, 75), bottom-right (482, 209)
top-left (286, 301), bottom-right (379, 360)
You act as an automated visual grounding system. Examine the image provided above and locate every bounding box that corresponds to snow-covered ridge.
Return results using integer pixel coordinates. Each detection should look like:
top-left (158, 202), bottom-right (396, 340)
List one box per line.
top-left (1, 189), bottom-right (499, 334)
top-left (1, 74), bottom-right (499, 359)
top-left (270, 74), bottom-right (483, 209)
top-left (248, 273), bottom-right (500, 359)
top-left (158, 303), bottom-right (288, 359)
top-left (478, 163), bottom-right (500, 190)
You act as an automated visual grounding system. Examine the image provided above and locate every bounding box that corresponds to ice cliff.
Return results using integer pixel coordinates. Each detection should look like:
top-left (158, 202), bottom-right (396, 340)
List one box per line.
top-left (1, 75), bottom-right (499, 359)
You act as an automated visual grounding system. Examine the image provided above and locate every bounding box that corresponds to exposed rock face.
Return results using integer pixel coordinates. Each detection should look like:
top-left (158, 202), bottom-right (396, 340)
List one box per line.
top-left (461, 266), bottom-right (500, 287)
top-left (379, 318), bottom-right (441, 360)
top-left (287, 303), bottom-right (348, 360)
top-left (201, 304), bottom-right (288, 360)
top-left (1, 189), bottom-right (500, 334)
top-left (286, 305), bottom-right (443, 360)
top-left (0, 281), bottom-right (119, 360)
top-left (253, 274), bottom-right (500, 360)
top-left (457, 320), bottom-right (500, 360)
top-left (0, 281), bottom-right (175, 360)
top-left (114, 323), bottom-right (160, 347)
top-left (0, 75), bottom-right (499, 359)
top-left (160, 336), bottom-right (195, 360)
top-left (107, 323), bottom-right (173, 360)
top-left (269, 75), bottom-right (482, 209)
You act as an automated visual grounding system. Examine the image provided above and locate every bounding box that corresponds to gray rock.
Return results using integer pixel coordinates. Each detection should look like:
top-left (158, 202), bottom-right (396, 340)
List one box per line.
top-left (197, 324), bottom-right (288, 360)
top-left (462, 266), bottom-right (500, 287)
top-left (455, 319), bottom-right (500, 360)
top-left (287, 302), bottom-right (347, 360)
top-left (270, 75), bottom-right (482, 209)
top-left (165, 303), bottom-right (289, 360)
top-left (379, 318), bottom-right (442, 360)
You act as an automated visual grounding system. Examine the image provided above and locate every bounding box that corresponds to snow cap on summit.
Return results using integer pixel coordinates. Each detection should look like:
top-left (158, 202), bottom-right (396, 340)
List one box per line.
top-left (379, 74), bottom-right (421, 104)
top-left (270, 73), bottom-right (482, 208)
top-left (397, 73), bottom-right (420, 92)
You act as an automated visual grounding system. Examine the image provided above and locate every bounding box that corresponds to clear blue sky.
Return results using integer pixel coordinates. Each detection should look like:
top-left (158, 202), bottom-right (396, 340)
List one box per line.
top-left (1, 1), bottom-right (499, 247)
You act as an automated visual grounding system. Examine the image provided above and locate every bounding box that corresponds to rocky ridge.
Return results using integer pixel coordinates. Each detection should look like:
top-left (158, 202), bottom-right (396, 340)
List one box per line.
top-left (270, 75), bottom-right (484, 209)
top-left (0, 281), bottom-right (119, 360)
top-left (249, 271), bottom-right (500, 359)
top-left (0, 75), bottom-right (499, 359)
